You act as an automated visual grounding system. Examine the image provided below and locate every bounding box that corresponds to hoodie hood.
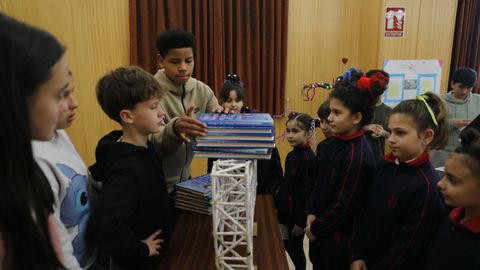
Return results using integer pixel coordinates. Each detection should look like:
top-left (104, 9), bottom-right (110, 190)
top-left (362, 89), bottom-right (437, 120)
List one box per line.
top-left (443, 91), bottom-right (472, 105)
top-left (89, 130), bottom-right (150, 182)
top-left (154, 69), bottom-right (198, 97)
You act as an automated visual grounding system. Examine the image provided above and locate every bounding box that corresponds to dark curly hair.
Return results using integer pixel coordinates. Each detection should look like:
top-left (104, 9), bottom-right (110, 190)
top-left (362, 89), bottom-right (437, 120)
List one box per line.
top-left (329, 68), bottom-right (388, 126)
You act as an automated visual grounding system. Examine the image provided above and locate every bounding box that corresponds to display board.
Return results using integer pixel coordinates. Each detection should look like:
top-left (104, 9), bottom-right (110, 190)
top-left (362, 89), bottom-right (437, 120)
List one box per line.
top-left (383, 60), bottom-right (442, 107)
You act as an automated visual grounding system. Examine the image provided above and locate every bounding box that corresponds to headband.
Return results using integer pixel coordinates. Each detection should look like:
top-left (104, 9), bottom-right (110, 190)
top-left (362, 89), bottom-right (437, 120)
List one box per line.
top-left (416, 94), bottom-right (439, 127)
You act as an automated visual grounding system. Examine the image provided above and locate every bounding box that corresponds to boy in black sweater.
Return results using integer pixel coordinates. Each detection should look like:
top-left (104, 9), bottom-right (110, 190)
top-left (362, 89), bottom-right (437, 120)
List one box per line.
top-left (88, 66), bottom-right (174, 269)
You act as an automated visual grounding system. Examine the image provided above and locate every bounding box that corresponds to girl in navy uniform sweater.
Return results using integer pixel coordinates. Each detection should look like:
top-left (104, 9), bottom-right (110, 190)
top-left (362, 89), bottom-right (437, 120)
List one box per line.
top-left (305, 68), bottom-right (388, 270)
top-left (351, 92), bottom-right (448, 270)
top-left (276, 112), bottom-right (317, 270)
top-left (424, 128), bottom-right (480, 270)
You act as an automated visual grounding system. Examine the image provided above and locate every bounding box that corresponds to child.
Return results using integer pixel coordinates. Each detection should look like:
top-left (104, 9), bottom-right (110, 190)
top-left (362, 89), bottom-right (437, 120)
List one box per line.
top-left (151, 29), bottom-right (223, 195)
top-left (88, 66), bottom-right (171, 269)
top-left (350, 92), bottom-right (448, 270)
top-left (33, 71), bottom-right (96, 269)
top-left (424, 128), bottom-right (480, 270)
top-left (432, 68), bottom-right (480, 167)
top-left (363, 69), bottom-right (392, 164)
top-left (207, 74), bottom-right (283, 195)
top-left (316, 99), bottom-right (333, 162)
top-left (443, 68), bottom-right (480, 151)
top-left (218, 73), bottom-right (250, 113)
top-left (0, 13), bottom-right (67, 269)
top-left (276, 112), bottom-right (317, 270)
top-left (305, 68), bottom-right (387, 270)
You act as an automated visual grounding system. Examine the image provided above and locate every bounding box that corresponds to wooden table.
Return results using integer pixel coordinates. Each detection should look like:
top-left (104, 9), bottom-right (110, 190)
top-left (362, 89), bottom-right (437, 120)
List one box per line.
top-left (158, 195), bottom-right (289, 269)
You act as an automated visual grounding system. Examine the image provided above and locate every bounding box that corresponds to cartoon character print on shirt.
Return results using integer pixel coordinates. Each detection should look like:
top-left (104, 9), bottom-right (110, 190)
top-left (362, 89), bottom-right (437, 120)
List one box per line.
top-left (57, 163), bottom-right (90, 267)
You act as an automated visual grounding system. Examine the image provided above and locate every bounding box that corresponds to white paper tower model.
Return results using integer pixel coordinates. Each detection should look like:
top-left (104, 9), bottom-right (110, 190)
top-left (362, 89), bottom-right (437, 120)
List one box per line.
top-left (210, 159), bottom-right (258, 270)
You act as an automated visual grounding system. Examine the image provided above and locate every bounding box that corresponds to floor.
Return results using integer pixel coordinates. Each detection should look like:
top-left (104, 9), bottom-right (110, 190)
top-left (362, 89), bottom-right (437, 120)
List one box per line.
top-left (286, 236), bottom-right (313, 270)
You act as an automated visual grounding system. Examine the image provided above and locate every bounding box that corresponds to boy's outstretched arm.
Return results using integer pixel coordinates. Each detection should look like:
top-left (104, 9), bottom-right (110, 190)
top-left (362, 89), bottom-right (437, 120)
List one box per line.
top-left (173, 104), bottom-right (208, 143)
top-left (150, 104), bottom-right (205, 153)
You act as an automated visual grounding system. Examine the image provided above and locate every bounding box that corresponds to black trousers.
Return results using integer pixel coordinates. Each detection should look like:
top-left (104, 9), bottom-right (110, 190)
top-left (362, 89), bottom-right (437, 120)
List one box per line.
top-left (284, 229), bottom-right (306, 270)
top-left (309, 240), bottom-right (350, 270)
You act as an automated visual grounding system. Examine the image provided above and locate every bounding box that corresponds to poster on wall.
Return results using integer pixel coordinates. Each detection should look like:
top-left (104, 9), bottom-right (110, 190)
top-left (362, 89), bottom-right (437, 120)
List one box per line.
top-left (385, 7), bottom-right (405, 37)
top-left (383, 60), bottom-right (442, 108)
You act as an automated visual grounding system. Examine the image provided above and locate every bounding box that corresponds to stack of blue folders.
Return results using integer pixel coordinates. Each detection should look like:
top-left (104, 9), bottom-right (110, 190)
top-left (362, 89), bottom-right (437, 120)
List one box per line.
top-left (175, 174), bottom-right (211, 215)
top-left (193, 113), bottom-right (275, 160)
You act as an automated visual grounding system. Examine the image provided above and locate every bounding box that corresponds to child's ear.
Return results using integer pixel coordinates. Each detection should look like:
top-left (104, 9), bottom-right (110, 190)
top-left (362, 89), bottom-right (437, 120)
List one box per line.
top-left (157, 53), bottom-right (165, 69)
top-left (352, 112), bottom-right (363, 126)
top-left (119, 109), bottom-right (134, 124)
top-left (306, 130), bottom-right (313, 138)
top-left (422, 128), bottom-right (434, 146)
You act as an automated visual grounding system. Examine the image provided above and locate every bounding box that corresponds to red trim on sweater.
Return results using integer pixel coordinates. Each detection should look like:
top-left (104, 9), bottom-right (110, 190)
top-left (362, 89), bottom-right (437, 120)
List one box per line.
top-left (384, 151), bottom-right (430, 167)
top-left (313, 138), bottom-right (363, 233)
top-left (295, 143), bottom-right (311, 148)
top-left (332, 130), bottom-right (365, 141)
top-left (450, 208), bottom-right (480, 234)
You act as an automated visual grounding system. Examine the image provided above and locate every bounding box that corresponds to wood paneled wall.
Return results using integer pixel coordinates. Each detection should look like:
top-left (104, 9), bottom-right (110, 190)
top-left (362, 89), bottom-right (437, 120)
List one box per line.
top-left (0, 0), bottom-right (457, 175)
top-left (275, 0), bottom-right (458, 168)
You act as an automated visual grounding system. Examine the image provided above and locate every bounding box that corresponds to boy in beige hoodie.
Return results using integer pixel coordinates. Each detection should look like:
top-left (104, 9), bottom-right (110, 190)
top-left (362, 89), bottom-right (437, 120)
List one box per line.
top-left (151, 29), bottom-right (223, 195)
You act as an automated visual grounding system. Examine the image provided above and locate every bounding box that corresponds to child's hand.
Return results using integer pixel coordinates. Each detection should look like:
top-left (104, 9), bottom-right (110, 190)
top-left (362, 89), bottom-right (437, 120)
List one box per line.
top-left (223, 107), bottom-right (232, 113)
top-left (211, 106), bottom-right (224, 113)
top-left (351, 260), bottom-right (368, 270)
top-left (306, 214), bottom-right (316, 227)
top-left (453, 118), bottom-right (471, 128)
top-left (291, 225), bottom-right (304, 236)
top-left (371, 125), bottom-right (389, 138)
top-left (365, 124), bottom-right (388, 138)
top-left (363, 124), bottom-right (378, 133)
top-left (304, 226), bottom-right (316, 241)
top-left (141, 229), bottom-right (164, 257)
top-left (174, 104), bottom-right (208, 142)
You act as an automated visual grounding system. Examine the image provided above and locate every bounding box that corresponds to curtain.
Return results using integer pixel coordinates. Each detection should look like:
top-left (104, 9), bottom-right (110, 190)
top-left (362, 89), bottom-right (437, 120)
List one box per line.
top-left (129, 0), bottom-right (288, 115)
top-left (449, 0), bottom-right (480, 93)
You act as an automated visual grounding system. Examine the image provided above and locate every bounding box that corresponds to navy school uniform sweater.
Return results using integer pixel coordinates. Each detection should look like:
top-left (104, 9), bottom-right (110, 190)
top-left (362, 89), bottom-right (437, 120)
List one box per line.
top-left (351, 151), bottom-right (443, 270)
top-left (275, 144), bottom-right (316, 228)
top-left (207, 147), bottom-right (283, 195)
top-left (423, 208), bottom-right (480, 270)
top-left (308, 130), bottom-right (375, 241)
top-left (313, 137), bottom-right (333, 202)
top-left (316, 137), bottom-right (334, 168)
top-left (87, 131), bottom-right (171, 269)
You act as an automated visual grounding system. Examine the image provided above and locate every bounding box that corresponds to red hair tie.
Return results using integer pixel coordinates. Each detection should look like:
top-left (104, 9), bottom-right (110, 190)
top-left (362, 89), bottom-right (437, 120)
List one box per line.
top-left (357, 75), bottom-right (371, 90)
top-left (369, 72), bottom-right (390, 90)
top-left (357, 75), bottom-right (375, 102)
